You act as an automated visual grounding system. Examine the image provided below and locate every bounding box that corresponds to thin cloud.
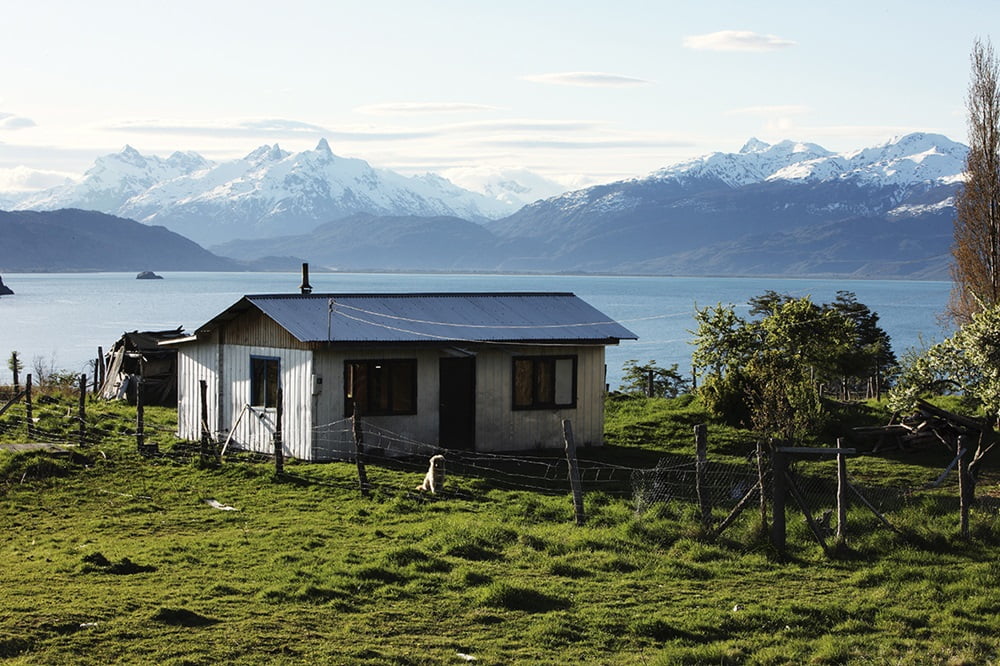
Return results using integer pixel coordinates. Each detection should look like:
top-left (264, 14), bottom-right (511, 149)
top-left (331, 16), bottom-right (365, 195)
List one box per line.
top-left (442, 119), bottom-right (604, 133)
top-left (356, 102), bottom-right (499, 115)
top-left (728, 104), bottom-right (810, 116)
top-left (106, 117), bottom-right (332, 137)
top-left (0, 165), bottom-right (76, 191)
top-left (683, 30), bottom-right (796, 52)
top-left (0, 113), bottom-right (37, 130)
top-left (522, 72), bottom-right (651, 87)
top-left (484, 137), bottom-right (694, 150)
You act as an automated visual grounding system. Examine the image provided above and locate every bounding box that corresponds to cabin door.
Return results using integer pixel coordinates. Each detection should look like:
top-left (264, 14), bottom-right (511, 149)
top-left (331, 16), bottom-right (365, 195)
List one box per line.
top-left (438, 357), bottom-right (476, 450)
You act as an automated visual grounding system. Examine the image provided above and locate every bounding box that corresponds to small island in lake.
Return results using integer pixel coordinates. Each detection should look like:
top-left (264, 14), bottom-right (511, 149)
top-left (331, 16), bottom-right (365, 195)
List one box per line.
top-left (136, 271), bottom-right (164, 280)
top-left (0, 275), bottom-right (13, 295)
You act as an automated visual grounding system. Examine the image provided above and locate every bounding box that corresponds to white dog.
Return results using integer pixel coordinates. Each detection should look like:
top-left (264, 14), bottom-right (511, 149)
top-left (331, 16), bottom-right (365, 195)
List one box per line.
top-left (416, 454), bottom-right (445, 494)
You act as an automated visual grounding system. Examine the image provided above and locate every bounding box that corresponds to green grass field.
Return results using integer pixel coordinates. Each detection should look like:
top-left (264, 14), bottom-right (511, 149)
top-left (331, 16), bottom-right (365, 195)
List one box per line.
top-left (2, 392), bottom-right (999, 664)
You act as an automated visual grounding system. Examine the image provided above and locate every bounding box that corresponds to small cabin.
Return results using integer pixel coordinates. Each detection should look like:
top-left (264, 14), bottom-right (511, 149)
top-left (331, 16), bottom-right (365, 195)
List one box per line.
top-left (168, 292), bottom-right (636, 460)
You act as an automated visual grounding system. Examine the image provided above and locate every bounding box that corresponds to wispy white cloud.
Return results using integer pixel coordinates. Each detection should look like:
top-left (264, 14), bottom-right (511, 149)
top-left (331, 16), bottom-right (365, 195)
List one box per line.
top-left (0, 113), bottom-right (37, 130)
top-left (727, 104), bottom-right (811, 116)
top-left (355, 102), bottom-right (499, 115)
top-left (484, 137), bottom-right (693, 150)
top-left (105, 117), bottom-right (331, 136)
top-left (683, 30), bottom-right (796, 52)
top-left (522, 72), bottom-right (651, 87)
top-left (443, 119), bottom-right (604, 133)
top-left (0, 165), bottom-right (76, 191)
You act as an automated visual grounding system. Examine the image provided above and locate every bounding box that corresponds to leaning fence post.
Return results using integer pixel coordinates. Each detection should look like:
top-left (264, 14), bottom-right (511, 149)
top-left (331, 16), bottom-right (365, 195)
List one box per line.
top-left (274, 387), bottom-right (284, 475)
top-left (694, 424), bottom-right (711, 528)
top-left (771, 442), bottom-right (788, 554)
top-left (78, 374), bottom-right (87, 448)
top-left (836, 438), bottom-right (848, 546)
top-left (25, 373), bottom-right (34, 440)
top-left (351, 406), bottom-right (371, 498)
top-left (562, 419), bottom-right (585, 526)
top-left (958, 435), bottom-right (972, 539)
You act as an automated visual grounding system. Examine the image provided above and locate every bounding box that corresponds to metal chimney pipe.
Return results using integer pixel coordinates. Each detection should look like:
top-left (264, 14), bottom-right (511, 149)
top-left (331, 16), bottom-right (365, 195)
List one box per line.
top-left (299, 263), bottom-right (313, 294)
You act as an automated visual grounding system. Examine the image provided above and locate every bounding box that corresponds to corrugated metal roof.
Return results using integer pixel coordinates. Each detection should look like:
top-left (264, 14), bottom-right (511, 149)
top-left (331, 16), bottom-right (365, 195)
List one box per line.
top-left (195, 292), bottom-right (638, 344)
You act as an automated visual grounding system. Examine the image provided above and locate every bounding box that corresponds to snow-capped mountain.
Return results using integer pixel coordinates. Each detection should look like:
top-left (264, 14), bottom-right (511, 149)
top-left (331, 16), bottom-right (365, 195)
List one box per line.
top-left (15, 140), bottom-right (519, 246)
top-left (19, 146), bottom-right (211, 213)
top-left (439, 166), bottom-right (570, 208)
top-left (652, 132), bottom-right (966, 189)
top-left (652, 138), bottom-right (835, 188)
top-left (487, 132), bottom-right (967, 277)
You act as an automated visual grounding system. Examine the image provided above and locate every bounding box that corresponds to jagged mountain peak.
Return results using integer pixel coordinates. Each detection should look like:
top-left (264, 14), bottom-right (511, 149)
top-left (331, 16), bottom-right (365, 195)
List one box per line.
top-left (16, 140), bottom-right (518, 246)
top-left (315, 138), bottom-right (333, 155)
top-left (739, 137), bottom-right (770, 153)
top-left (244, 144), bottom-right (289, 164)
top-left (651, 132), bottom-right (965, 189)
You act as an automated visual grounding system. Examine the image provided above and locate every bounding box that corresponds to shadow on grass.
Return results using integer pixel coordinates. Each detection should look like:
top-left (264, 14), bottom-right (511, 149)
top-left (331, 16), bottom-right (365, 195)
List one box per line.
top-left (150, 607), bottom-right (219, 627)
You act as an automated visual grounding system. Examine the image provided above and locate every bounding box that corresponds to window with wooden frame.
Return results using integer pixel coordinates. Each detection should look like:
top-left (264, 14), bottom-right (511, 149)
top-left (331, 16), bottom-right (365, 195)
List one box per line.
top-left (250, 356), bottom-right (280, 408)
top-left (344, 359), bottom-right (418, 417)
top-left (512, 355), bottom-right (577, 410)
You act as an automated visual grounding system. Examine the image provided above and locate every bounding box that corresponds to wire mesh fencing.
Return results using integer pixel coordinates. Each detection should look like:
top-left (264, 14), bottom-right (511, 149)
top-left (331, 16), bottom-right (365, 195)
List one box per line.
top-left (2, 391), bottom-right (995, 552)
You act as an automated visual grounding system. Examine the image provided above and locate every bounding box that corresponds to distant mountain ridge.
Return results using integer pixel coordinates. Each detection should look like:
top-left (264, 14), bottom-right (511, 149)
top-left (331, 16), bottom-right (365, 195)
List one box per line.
top-left (483, 132), bottom-right (965, 277)
top-left (4, 132), bottom-right (970, 278)
top-left (15, 140), bottom-right (519, 246)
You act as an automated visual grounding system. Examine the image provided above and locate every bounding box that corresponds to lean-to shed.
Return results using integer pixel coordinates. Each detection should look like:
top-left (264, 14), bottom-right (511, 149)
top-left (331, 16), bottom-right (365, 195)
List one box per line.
top-left (168, 292), bottom-right (636, 460)
top-left (99, 327), bottom-right (186, 406)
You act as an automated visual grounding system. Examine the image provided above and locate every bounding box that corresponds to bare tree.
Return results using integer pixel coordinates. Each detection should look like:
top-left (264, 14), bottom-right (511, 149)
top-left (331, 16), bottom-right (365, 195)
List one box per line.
top-left (952, 38), bottom-right (1000, 323)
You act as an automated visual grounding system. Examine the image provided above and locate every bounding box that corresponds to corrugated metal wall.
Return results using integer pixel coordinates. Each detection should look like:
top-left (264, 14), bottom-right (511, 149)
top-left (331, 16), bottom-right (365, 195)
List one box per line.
top-left (312, 348), bottom-right (442, 460)
top-left (177, 316), bottom-right (609, 458)
top-left (474, 345), bottom-right (605, 451)
top-left (219, 344), bottom-right (313, 460)
top-left (176, 334), bottom-right (220, 442)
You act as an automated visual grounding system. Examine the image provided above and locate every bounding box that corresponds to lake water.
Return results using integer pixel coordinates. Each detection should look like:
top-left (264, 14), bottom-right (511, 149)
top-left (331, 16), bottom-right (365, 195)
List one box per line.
top-left (0, 272), bottom-right (954, 387)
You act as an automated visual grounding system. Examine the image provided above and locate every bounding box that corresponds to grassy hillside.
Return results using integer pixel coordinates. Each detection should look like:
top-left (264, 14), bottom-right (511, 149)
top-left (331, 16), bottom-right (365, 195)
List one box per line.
top-left (1, 392), bottom-right (999, 664)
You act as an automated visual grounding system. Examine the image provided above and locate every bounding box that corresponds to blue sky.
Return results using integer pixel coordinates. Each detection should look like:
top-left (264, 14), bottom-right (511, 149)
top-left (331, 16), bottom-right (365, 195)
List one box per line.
top-left (0, 0), bottom-right (993, 193)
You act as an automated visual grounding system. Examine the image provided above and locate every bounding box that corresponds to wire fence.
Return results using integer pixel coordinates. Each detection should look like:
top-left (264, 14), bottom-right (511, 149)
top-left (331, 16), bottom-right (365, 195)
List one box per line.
top-left (1, 389), bottom-right (995, 552)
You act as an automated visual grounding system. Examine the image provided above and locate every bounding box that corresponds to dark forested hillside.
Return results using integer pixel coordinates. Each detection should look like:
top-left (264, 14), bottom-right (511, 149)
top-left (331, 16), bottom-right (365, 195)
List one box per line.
top-left (0, 209), bottom-right (240, 272)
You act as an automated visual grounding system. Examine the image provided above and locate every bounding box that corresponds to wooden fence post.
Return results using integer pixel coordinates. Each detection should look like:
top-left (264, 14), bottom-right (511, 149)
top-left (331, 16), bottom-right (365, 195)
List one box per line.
top-left (756, 440), bottom-right (768, 533)
top-left (771, 443), bottom-right (788, 554)
top-left (136, 373), bottom-right (145, 451)
top-left (562, 419), bottom-right (585, 526)
top-left (273, 387), bottom-right (284, 475)
top-left (78, 374), bottom-right (87, 448)
top-left (25, 373), bottom-right (34, 440)
top-left (836, 438), bottom-right (848, 546)
top-left (958, 435), bottom-right (972, 540)
top-left (199, 379), bottom-right (211, 463)
top-left (351, 406), bottom-right (370, 498)
top-left (694, 424), bottom-right (710, 528)
top-left (95, 346), bottom-right (104, 393)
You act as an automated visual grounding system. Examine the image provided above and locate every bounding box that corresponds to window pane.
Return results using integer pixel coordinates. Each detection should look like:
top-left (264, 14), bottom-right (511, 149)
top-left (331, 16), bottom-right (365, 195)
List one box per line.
top-left (513, 359), bottom-right (533, 407)
top-left (554, 358), bottom-right (574, 405)
top-left (345, 359), bottom-right (417, 416)
top-left (265, 359), bottom-right (279, 408)
top-left (347, 362), bottom-right (368, 415)
top-left (390, 361), bottom-right (416, 412)
top-left (535, 358), bottom-right (555, 405)
top-left (371, 363), bottom-right (390, 412)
